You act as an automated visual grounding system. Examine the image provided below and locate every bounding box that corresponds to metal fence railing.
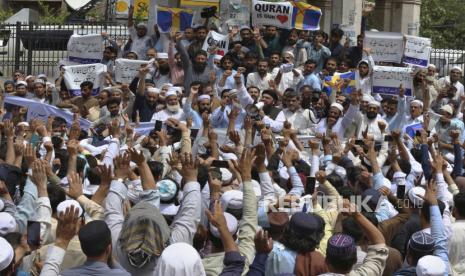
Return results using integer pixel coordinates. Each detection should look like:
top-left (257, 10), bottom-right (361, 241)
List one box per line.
top-left (0, 22), bottom-right (464, 81)
top-left (0, 22), bottom-right (129, 79)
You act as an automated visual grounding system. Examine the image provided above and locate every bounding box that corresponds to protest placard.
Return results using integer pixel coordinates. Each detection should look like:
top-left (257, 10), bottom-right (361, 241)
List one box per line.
top-left (340, 24), bottom-right (357, 47)
top-left (221, 0), bottom-right (250, 27)
top-left (403, 35), bottom-right (432, 68)
top-left (364, 31), bottom-right (404, 63)
top-left (252, 0), bottom-right (294, 29)
top-left (202, 31), bottom-right (229, 56)
top-left (67, 34), bottom-right (103, 64)
top-left (115, 59), bottom-right (149, 84)
top-left (63, 63), bottom-right (107, 96)
top-left (372, 66), bottom-right (413, 96)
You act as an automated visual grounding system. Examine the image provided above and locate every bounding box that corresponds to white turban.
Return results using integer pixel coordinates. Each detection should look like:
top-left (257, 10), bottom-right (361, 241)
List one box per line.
top-left (330, 103), bottom-right (344, 113)
top-left (197, 94), bottom-right (211, 102)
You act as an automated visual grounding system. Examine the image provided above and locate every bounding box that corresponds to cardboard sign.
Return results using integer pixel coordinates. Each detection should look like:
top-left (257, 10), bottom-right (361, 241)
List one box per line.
top-left (372, 66), bottom-right (413, 96)
top-left (63, 63), bottom-right (107, 96)
top-left (403, 35), bottom-right (432, 68)
top-left (115, 59), bottom-right (149, 84)
top-left (67, 34), bottom-right (103, 64)
top-left (252, 0), bottom-right (294, 29)
top-left (364, 31), bottom-right (404, 63)
top-left (221, 0), bottom-right (250, 27)
top-left (202, 31), bottom-right (229, 56)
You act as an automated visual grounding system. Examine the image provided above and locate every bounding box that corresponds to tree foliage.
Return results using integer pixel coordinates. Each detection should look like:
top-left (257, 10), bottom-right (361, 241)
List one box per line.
top-left (420, 0), bottom-right (465, 49)
top-left (37, 1), bottom-right (69, 25)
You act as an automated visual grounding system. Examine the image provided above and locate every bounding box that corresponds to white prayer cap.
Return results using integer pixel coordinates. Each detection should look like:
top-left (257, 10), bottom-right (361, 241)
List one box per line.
top-left (451, 66), bottom-right (463, 73)
top-left (220, 168), bottom-right (233, 183)
top-left (0, 237), bottom-right (14, 270)
top-left (240, 25), bottom-right (251, 31)
top-left (16, 81), bottom-right (27, 87)
top-left (427, 64), bottom-right (436, 69)
top-left (159, 203), bottom-right (180, 216)
top-left (283, 51), bottom-right (295, 58)
top-left (330, 103), bottom-right (344, 113)
top-left (221, 152), bottom-right (238, 161)
top-left (18, 122), bottom-right (29, 127)
top-left (408, 186), bottom-right (425, 207)
top-left (197, 94), bottom-right (211, 102)
top-left (162, 83), bottom-right (173, 89)
top-left (25, 75), bottom-right (34, 81)
top-left (33, 79), bottom-right (45, 85)
top-left (0, 199), bottom-right (3, 212)
top-left (362, 94), bottom-right (374, 102)
top-left (157, 53), bottom-right (168, 59)
top-left (0, 213), bottom-right (16, 235)
top-left (173, 87), bottom-right (183, 94)
top-left (165, 90), bottom-right (177, 98)
top-left (37, 73), bottom-right (47, 79)
top-left (214, 54), bottom-right (223, 60)
top-left (57, 199), bottom-right (83, 217)
top-left (440, 104), bottom-right (453, 115)
top-left (147, 87), bottom-right (160, 94)
top-left (154, 242), bottom-right (205, 276)
top-left (136, 22), bottom-right (147, 29)
top-left (209, 212), bottom-right (238, 238)
top-left (156, 179), bottom-right (178, 201)
top-left (220, 190), bottom-right (243, 210)
top-left (229, 89), bottom-right (238, 97)
top-left (411, 100), bottom-right (423, 108)
top-left (416, 255), bottom-right (446, 276)
top-left (368, 100), bottom-right (381, 108)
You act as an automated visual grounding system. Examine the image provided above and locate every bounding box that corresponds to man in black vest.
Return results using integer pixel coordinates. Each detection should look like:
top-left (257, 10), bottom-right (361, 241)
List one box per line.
top-left (258, 89), bottom-right (285, 133)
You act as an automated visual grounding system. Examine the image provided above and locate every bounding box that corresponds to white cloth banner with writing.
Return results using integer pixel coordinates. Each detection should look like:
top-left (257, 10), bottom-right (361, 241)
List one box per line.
top-left (372, 66), bottom-right (413, 96)
top-left (4, 96), bottom-right (92, 130)
top-left (115, 59), bottom-right (149, 84)
top-left (63, 63), bottom-right (107, 96)
top-left (364, 31), bottom-right (404, 63)
top-left (202, 31), bottom-right (230, 56)
top-left (403, 35), bottom-right (432, 68)
top-left (67, 34), bottom-right (103, 64)
top-left (252, 0), bottom-right (294, 29)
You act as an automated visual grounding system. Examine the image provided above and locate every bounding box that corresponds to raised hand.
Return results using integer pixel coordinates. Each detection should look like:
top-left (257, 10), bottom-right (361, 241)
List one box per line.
top-left (67, 172), bottom-right (83, 199)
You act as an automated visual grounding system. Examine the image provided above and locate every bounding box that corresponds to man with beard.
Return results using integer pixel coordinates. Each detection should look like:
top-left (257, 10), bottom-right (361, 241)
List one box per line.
top-left (133, 67), bottom-right (160, 122)
top-left (91, 98), bottom-right (124, 128)
top-left (323, 57), bottom-right (338, 77)
top-left (188, 26), bottom-right (208, 60)
top-left (340, 34), bottom-right (364, 68)
top-left (401, 100), bottom-right (424, 134)
top-left (168, 37), bottom-right (184, 85)
top-left (269, 52), bottom-right (282, 71)
top-left (150, 90), bottom-right (185, 123)
top-left (31, 79), bottom-right (48, 103)
top-left (237, 72), bottom-right (285, 132)
top-left (183, 83), bottom-right (211, 128)
top-left (247, 86), bottom-right (260, 104)
top-left (180, 27), bottom-right (195, 49)
top-left (296, 59), bottom-right (321, 92)
top-left (153, 53), bottom-right (171, 89)
top-left (283, 91), bottom-right (318, 135)
top-left (216, 55), bottom-right (243, 90)
top-left (128, 6), bottom-right (154, 60)
top-left (261, 26), bottom-right (283, 57)
top-left (282, 29), bottom-right (307, 68)
top-left (175, 32), bottom-right (215, 94)
top-left (211, 88), bottom-right (246, 129)
top-left (315, 92), bottom-right (360, 139)
top-left (358, 99), bottom-right (386, 141)
top-left (239, 26), bottom-right (259, 54)
top-left (273, 52), bottom-right (304, 92)
top-left (434, 104), bottom-right (464, 155)
top-left (438, 66), bottom-right (464, 101)
top-left (246, 59), bottom-right (273, 91)
top-left (329, 28), bottom-right (344, 58)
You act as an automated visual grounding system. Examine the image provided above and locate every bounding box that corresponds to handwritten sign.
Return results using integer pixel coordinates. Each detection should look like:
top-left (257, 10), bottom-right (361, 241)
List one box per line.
top-left (115, 59), bottom-right (149, 84)
top-left (364, 31), bottom-right (404, 63)
top-left (67, 34), bottom-right (103, 64)
top-left (202, 31), bottom-right (229, 56)
top-left (372, 66), bottom-right (413, 96)
top-left (63, 63), bottom-right (107, 96)
top-left (340, 24), bottom-right (357, 47)
top-left (403, 35), bottom-right (432, 68)
top-left (252, 0), bottom-right (294, 29)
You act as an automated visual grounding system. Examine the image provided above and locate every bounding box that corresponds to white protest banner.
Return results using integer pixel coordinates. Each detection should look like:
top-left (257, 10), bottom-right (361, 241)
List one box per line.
top-left (115, 59), bottom-right (149, 84)
top-left (372, 66), bottom-right (413, 96)
top-left (4, 96), bottom-right (92, 130)
top-left (67, 34), bottom-right (103, 64)
top-left (221, 0), bottom-right (250, 27)
top-left (252, 0), bottom-right (294, 29)
top-left (63, 63), bottom-right (107, 96)
top-left (403, 35), bottom-right (432, 68)
top-left (202, 31), bottom-right (229, 56)
top-left (364, 31), bottom-right (404, 63)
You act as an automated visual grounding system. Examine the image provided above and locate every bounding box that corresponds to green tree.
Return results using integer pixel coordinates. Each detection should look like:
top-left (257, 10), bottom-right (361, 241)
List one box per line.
top-left (420, 0), bottom-right (465, 49)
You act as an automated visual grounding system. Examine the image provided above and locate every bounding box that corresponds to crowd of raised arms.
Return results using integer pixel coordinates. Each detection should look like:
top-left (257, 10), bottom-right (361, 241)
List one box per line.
top-left (0, 5), bottom-right (464, 276)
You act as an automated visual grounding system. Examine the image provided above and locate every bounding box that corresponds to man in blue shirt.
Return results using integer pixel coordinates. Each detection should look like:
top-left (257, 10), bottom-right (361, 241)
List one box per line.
top-left (296, 59), bottom-right (322, 92)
